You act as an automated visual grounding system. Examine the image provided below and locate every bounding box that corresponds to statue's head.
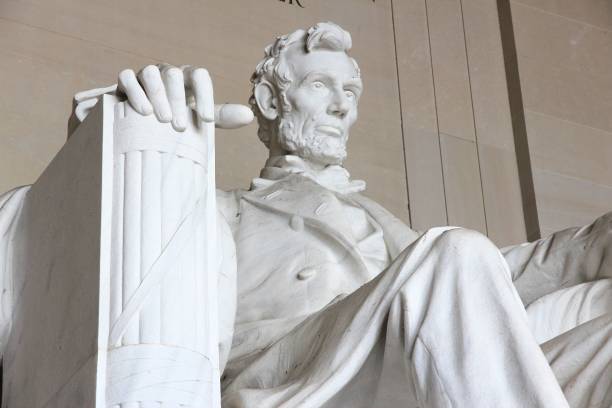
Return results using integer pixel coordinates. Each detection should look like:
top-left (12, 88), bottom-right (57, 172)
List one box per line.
top-left (250, 22), bottom-right (362, 166)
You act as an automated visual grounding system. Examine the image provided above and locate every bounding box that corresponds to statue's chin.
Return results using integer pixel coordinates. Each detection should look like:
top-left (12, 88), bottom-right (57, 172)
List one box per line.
top-left (278, 122), bottom-right (347, 166)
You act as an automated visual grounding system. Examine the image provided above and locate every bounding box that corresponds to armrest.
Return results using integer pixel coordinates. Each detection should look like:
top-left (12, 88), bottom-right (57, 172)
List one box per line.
top-left (67, 84), bottom-right (118, 138)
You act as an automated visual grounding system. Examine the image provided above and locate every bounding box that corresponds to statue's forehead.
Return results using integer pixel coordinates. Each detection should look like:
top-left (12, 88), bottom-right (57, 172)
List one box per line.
top-left (285, 48), bottom-right (360, 80)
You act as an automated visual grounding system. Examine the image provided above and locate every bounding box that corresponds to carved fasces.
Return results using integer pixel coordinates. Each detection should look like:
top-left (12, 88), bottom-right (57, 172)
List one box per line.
top-left (106, 101), bottom-right (220, 408)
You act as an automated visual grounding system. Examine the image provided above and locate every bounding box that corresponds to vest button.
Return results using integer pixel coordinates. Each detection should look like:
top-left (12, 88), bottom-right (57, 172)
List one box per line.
top-left (290, 215), bottom-right (304, 231)
top-left (296, 267), bottom-right (317, 280)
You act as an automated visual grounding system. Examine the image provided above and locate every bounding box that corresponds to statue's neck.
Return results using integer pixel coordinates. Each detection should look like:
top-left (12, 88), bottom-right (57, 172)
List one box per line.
top-left (254, 154), bottom-right (366, 194)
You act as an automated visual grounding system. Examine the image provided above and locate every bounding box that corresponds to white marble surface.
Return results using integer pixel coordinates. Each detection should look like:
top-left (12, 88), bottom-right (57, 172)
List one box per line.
top-left (106, 98), bottom-right (222, 408)
top-left (0, 21), bottom-right (610, 408)
top-left (1, 96), bottom-right (114, 407)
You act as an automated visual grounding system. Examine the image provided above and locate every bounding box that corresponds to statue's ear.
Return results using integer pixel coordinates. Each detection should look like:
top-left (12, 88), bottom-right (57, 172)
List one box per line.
top-left (254, 81), bottom-right (279, 121)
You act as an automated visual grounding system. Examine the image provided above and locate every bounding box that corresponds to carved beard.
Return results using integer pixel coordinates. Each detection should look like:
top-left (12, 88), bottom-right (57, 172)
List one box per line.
top-left (277, 116), bottom-right (348, 165)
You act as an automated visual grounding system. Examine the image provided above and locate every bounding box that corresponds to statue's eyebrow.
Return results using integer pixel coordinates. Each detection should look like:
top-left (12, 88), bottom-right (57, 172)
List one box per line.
top-left (344, 78), bottom-right (363, 89)
top-left (298, 71), bottom-right (333, 86)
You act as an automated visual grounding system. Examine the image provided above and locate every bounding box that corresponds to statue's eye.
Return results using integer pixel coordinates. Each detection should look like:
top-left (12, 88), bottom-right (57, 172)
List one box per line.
top-left (345, 90), bottom-right (356, 99)
top-left (312, 81), bottom-right (325, 90)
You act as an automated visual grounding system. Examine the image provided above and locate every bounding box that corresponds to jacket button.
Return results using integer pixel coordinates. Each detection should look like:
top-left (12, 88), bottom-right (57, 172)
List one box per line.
top-left (290, 215), bottom-right (304, 231)
top-left (297, 267), bottom-right (317, 280)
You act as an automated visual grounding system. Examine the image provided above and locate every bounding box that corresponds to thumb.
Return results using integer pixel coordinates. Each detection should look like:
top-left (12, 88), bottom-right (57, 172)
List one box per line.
top-left (214, 104), bottom-right (254, 129)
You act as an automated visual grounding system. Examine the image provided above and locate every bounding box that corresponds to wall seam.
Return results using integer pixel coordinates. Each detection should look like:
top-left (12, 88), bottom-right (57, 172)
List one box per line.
top-left (424, 0), bottom-right (450, 225)
top-left (458, 0), bottom-right (489, 235)
top-left (389, 0), bottom-right (413, 227)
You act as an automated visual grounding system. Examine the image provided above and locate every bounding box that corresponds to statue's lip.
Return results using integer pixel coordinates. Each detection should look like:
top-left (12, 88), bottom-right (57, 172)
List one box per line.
top-left (316, 125), bottom-right (343, 137)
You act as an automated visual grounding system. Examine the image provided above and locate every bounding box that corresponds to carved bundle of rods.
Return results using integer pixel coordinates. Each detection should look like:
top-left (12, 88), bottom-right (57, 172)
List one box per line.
top-left (106, 102), bottom-right (220, 408)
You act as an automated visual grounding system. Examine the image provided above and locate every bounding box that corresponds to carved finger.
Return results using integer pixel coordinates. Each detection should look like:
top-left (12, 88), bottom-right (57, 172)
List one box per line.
top-left (214, 104), bottom-right (254, 129)
top-left (187, 67), bottom-right (215, 123)
top-left (138, 65), bottom-right (172, 123)
top-left (162, 67), bottom-right (188, 131)
top-left (118, 69), bottom-right (153, 115)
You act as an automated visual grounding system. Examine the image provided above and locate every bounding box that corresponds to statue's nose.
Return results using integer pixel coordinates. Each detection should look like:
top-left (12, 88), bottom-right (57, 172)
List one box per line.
top-left (328, 92), bottom-right (350, 119)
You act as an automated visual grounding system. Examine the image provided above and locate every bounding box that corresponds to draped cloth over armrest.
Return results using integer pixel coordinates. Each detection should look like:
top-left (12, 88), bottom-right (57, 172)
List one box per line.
top-left (0, 186), bottom-right (29, 355)
top-left (502, 213), bottom-right (612, 306)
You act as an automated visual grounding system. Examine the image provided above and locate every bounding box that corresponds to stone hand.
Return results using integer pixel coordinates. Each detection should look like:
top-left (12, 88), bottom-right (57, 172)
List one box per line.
top-left (118, 64), bottom-right (254, 131)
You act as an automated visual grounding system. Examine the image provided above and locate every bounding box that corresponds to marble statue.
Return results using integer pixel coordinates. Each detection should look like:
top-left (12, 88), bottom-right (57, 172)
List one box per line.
top-left (0, 21), bottom-right (611, 408)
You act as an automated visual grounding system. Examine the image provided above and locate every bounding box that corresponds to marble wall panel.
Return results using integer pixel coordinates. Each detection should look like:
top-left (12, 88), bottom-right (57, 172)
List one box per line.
top-left (511, 0), bottom-right (612, 31)
top-left (462, 0), bottom-right (529, 245)
top-left (478, 144), bottom-right (529, 245)
top-left (510, 0), bottom-right (612, 233)
top-left (402, 127), bottom-right (448, 232)
top-left (391, 0), bottom-right (447, 231)
top-left (518, 54), bottom-right (612, 134)
top-left (511, 3), bottom-right (612, 82)
top-left (534, 168), bottom-right (612, 238)
top-left (526, 110), bottom-right (612, 187)
top-left (461, 0), bottom-right (515, 150)
top-left (426, 0), bottom-right (476, 142)
top-left (0, 18), bottom-right (152, 193)
top-left (440, 133), bottom-right (487, 233)
top-left (393, 0), bottom-right (531, 244)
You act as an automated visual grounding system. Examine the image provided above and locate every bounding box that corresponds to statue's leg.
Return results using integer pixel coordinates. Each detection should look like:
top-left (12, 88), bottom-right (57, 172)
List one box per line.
top-left (526, 279), bottom-right (612, 343)
top-left (223, 227), bottom-right (570, 408)
top-left (387, 227), bottom-right (569, 408)
top-left (503, 211), bottom-right (612, 306)
top-left (542, 313), bottom-right (612, 408)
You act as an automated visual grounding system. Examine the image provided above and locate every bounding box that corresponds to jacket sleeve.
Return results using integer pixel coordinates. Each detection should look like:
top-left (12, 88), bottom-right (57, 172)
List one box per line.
top-left (216, 190), bottom-right (240, 373)
top-left (502, 212), bottom-right (612, 306)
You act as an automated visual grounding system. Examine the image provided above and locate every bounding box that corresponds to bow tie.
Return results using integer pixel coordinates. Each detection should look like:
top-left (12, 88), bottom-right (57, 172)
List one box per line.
top-left (251, 155), bottom-right (366, 194)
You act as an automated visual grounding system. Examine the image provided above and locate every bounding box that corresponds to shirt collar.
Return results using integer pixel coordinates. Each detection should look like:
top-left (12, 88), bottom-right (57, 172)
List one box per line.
top-left (250, 155), bottom-right (366, 194)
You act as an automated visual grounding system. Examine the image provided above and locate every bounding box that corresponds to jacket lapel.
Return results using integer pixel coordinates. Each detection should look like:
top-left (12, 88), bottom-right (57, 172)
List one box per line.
top-left (244, 175), bottom-right (357, 244)
top-left (242, 175), bottom-right (372, 279)
top-left (348, 193), bottom-right (421, 259)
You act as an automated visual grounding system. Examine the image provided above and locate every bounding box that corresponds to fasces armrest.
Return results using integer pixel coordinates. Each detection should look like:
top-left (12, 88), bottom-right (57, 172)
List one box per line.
top-left (106, 100), bottom-right (225, 407)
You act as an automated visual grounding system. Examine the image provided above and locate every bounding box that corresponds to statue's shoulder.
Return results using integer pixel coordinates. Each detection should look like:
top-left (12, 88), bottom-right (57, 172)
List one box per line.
top-left (216, 188), bottom-right (245, 233)
top-left (0, 186), bottom-right (30, 217)
top-left (349, 193), bottom-right (399, 221)
top-left (349, 192), bottom-right (421, 253)
top-left (0, 186), bottom-right (30, 252)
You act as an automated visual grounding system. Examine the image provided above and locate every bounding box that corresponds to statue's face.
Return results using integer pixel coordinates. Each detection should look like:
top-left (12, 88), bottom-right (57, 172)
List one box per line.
top-left (277, 48), bottom-right (362, 165)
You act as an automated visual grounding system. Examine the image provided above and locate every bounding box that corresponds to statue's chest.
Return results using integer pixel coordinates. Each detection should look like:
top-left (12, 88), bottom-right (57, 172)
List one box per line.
top-left (233, 197), bottom-right (370, 322)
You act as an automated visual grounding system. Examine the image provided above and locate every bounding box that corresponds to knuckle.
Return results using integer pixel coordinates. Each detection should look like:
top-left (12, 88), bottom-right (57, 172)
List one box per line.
top-left (165, 67), bottom-right (183, 82)
top-left (191, 67), bottom-right (209, 80)
top-left (141, 65), bottom-right (159, 80)
top-left (118, 69), bottom-right (135, 82)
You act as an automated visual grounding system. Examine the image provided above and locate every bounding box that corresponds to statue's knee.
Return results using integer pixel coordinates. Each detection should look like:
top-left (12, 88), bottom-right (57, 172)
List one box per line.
top-left (586, 213), bottom-right (612, 246)
top-left (437, 228), bottom-right (493, 252)
top-left (597, 212), bottom-right (612, 231)
top-left (435, 228), bottom-right (508, 281)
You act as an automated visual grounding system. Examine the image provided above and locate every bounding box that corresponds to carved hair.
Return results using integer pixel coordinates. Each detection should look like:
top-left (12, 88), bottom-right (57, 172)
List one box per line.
top-left (250, 22), bottom-right (359, 148)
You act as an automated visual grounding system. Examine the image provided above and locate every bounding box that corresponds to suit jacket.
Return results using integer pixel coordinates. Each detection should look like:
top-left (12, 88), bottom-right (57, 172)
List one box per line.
top-left (219, 173), bottom-right (612, 365)
top-left (218, 174), bottom-right (420, 363)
